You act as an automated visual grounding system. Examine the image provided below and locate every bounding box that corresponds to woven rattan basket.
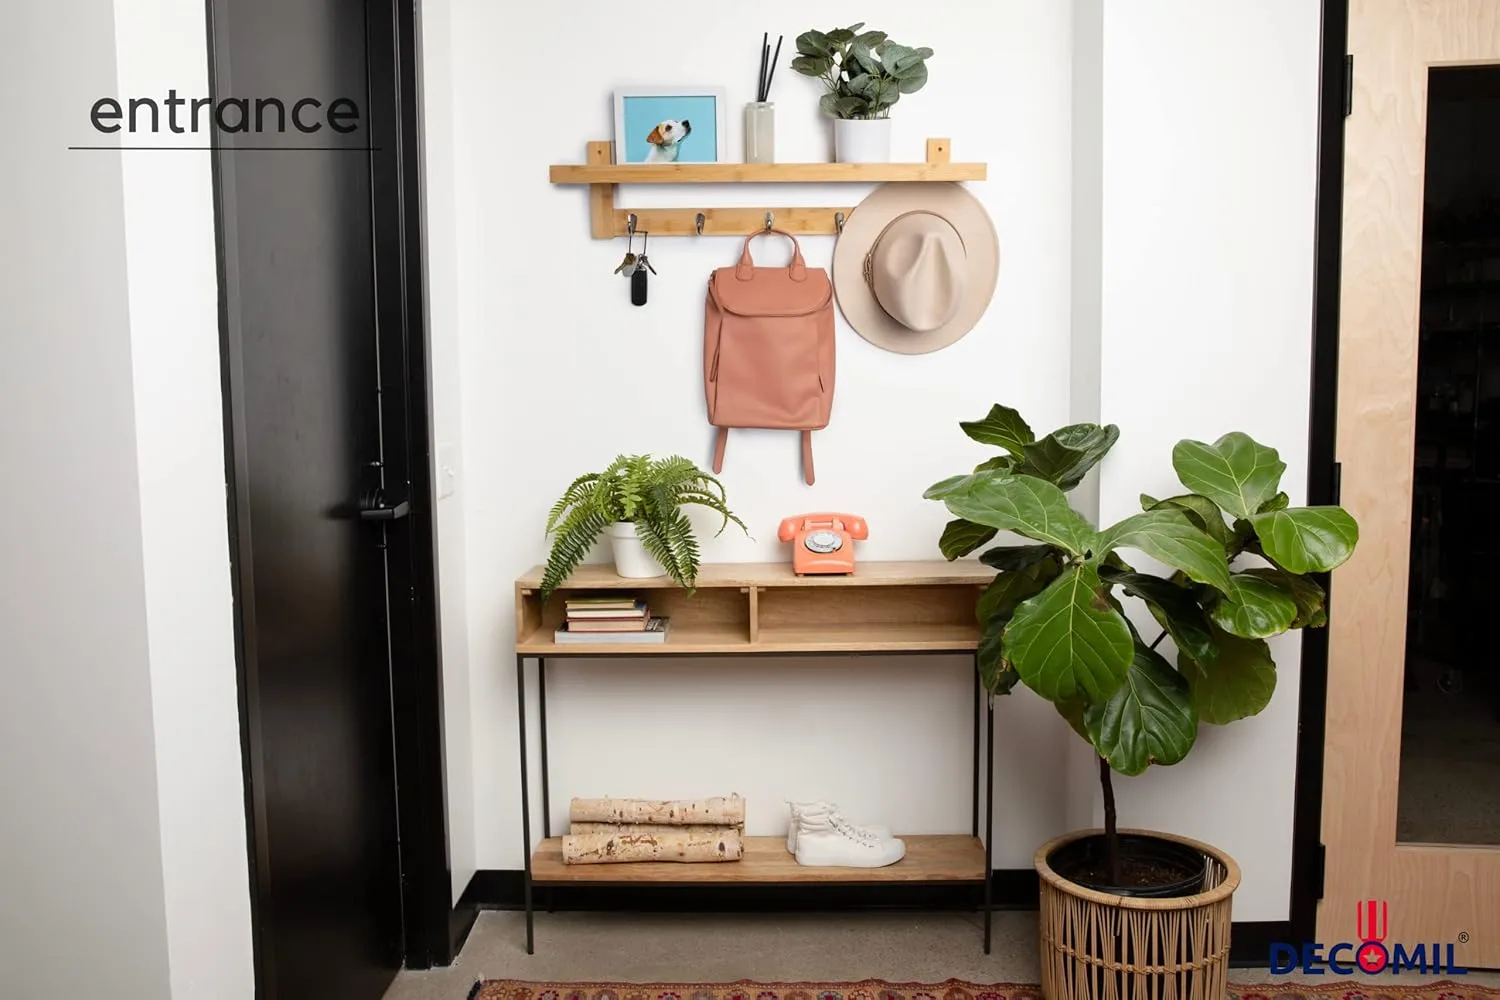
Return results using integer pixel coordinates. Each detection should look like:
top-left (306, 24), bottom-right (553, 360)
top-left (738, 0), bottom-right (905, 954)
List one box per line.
top-left (1035, 828), bottom-right (1241, 1000)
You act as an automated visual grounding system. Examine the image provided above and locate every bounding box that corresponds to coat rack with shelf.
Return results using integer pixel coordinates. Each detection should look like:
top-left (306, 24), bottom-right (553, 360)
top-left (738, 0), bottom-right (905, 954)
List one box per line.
top-left (548, 138), bottom-right (986, 239)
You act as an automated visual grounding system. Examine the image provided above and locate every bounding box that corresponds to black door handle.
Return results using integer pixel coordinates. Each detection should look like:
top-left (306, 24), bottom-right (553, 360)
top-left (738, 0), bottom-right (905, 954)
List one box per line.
top-left (358, 486), bottom-right (410, 521)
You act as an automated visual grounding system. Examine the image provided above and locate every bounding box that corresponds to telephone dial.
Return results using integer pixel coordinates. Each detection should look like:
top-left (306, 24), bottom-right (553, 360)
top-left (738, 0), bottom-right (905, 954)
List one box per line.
top-left (777, 512), bottom-right (869, 575)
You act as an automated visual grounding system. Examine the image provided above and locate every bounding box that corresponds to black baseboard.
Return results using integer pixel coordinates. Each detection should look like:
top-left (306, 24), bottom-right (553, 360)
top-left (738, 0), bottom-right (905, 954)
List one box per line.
top-left (450, 869), bottom-right (1282, 969)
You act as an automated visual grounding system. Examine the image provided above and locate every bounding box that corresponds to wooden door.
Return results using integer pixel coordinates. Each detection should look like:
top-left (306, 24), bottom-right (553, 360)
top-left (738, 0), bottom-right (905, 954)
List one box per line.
top-left (1323, 0), bottom-right (1500, 968)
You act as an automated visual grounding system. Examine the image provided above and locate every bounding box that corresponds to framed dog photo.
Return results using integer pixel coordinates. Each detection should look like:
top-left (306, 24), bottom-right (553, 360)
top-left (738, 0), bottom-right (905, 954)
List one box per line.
top-left (613, 87), bottom-right (726, 164)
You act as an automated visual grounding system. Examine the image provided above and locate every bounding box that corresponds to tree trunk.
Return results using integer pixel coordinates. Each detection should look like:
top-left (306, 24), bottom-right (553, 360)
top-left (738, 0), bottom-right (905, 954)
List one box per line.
top-left (561, 828), bottom-right (744, 865)
top-left (569, 822), bottom-right (741, 836)
top-left (567, 794), bottom-right (744, 826)
top-left (1099, 755), bottom-right (1123, 885)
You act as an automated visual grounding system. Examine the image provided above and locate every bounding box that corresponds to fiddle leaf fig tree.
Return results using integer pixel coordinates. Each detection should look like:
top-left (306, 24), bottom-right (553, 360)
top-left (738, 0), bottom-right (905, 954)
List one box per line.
top-left (926, 404), bottom-right (1360, 883)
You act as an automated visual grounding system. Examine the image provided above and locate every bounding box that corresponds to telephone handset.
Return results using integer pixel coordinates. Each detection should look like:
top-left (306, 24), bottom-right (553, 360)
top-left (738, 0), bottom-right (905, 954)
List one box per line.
top-left (777, 512), bottom-right (869, 575)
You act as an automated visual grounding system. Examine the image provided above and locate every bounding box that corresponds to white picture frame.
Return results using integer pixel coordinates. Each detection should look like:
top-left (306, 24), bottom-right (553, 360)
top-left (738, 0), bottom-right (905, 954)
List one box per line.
top-left (612, 87), bottom-right (727, 165)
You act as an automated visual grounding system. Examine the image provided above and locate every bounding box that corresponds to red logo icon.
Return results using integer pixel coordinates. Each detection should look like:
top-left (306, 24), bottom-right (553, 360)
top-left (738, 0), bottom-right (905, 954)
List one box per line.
top-left (1356, 900), bottom-right (1390, 973)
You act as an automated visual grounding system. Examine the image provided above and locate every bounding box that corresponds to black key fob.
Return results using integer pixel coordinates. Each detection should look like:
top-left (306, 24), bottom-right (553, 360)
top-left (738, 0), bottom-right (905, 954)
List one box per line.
top-left (631, 264), bottom-right (648, 306)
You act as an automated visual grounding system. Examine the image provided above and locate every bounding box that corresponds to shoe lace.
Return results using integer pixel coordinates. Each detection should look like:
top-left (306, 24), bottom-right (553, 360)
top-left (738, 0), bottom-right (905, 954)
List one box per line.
top-left (830, 812), bottom-right (879, 846)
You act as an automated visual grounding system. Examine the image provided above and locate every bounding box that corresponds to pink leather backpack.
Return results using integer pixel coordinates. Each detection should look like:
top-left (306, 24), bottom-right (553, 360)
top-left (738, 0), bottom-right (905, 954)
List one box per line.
top-left (703, 230), bottom-right (835, 485)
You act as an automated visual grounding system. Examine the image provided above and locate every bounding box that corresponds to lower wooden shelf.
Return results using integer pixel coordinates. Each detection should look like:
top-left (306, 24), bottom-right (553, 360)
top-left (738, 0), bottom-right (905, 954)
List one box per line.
top-left (531, 834), bottom-right (985, 885)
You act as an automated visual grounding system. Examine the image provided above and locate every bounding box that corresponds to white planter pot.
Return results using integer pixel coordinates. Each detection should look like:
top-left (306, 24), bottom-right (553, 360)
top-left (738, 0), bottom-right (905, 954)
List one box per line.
top-left (607, 521), bottom-right (668, 579)
top-left (833, 117), bottom-right (893, 163)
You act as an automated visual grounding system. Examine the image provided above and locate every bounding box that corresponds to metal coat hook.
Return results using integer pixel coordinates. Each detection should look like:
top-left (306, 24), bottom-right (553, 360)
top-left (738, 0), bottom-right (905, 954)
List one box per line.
top-left (626, 213), bottom-right (637, 236)
top-left (835, 212), bottom-right (846, 235)
top-left (695, 213), bottom-right (705, 235)
top-left (764, 211), bottom-right (774, 231)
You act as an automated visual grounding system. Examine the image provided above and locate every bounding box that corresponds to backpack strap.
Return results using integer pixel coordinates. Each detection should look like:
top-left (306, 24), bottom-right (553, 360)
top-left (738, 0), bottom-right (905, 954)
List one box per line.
top-left (712, 426), bottom-right (729, 474)
top-left (801, 430), bottom-right (815, 486)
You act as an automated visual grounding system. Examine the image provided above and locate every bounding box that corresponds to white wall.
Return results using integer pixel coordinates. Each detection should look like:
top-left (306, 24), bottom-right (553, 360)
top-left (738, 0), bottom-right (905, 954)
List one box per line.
top-left (113, 0), bottom-right (257, 993)
top-left (1093, 0), bottom-right (1322, 920)
top-left (429, 0), bottom-right (1324, 925)
top-left (416, 0), bottom-right (479, 905)
top-left (2, 0), bottom-right (254, 996)
top-left (0, 2), bottom-right (174, 996)
top-left (443, 0), bottom-right (1078, 870)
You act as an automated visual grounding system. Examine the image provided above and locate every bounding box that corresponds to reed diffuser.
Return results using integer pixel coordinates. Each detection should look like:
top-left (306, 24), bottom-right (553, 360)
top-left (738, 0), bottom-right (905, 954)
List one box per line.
top-left (745, 32), bottom-right (782, 164)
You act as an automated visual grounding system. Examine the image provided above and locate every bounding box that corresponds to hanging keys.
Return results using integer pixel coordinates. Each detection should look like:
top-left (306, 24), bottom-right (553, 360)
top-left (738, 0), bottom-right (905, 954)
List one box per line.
top-left (614, 228), bottom-right (638, 276)
top-left (631, 233), bottom-right (654, 307)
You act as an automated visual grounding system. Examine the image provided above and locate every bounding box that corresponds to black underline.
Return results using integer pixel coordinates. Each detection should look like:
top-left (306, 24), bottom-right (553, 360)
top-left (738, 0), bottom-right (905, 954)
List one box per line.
top-left (68, 145), bottom-right (382, 151)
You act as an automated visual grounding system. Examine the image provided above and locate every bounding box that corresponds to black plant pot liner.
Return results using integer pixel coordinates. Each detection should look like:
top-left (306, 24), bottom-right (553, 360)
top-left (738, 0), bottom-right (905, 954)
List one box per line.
top-left (1047, 832), bottom-right (1210, 899)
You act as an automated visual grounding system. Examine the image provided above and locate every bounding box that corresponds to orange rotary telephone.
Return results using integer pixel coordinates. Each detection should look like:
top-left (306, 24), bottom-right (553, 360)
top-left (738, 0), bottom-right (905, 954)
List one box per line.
top-left (777, 512), bottom-right (869, 575)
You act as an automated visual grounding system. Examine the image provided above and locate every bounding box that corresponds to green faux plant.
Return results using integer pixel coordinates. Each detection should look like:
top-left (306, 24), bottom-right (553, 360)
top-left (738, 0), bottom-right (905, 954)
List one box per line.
top-left (926, 404), bottom-right (1359, 883)
top-left (540, 454), bottom-right (747, 603)
top-left (790, 23), bottom-right (932, 120)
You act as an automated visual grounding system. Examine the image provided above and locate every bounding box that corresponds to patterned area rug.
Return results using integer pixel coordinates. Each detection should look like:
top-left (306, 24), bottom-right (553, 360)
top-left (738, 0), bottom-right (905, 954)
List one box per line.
top-left (466, 980), bottom-right (1500, 1000)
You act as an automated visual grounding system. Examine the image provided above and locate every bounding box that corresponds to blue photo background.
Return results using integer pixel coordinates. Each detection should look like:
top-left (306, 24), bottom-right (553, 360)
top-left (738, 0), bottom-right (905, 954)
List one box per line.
top-left (620, 94), bottom-right (719, 163)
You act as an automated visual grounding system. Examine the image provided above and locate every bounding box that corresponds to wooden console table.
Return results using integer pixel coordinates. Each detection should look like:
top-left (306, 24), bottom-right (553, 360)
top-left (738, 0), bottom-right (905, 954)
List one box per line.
top-left (512, 560), bottom-right (997, 954)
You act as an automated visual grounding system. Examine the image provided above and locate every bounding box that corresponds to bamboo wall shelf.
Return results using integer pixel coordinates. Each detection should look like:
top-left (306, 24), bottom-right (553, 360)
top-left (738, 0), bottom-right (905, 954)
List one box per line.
top-left (509, 559), bottom-right (999, 955)
top-left (548, 138), bottom-right (986, 238)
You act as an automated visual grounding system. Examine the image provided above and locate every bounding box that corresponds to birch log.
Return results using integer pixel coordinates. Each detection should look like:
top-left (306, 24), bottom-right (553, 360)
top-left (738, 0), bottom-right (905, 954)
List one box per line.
top-left (561, 828), bottom-right (744, 865)
top-left (569, 822), bottom-right (742, 837)
top-left (567, 794), bottom-right (744, 827)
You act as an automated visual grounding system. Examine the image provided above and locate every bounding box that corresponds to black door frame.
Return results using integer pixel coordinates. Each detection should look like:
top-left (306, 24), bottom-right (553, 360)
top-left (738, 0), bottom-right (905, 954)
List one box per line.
top-left (1286, 0), bottom-right (1348, 954)
top-left (207, 0), bottom-right (454, 984)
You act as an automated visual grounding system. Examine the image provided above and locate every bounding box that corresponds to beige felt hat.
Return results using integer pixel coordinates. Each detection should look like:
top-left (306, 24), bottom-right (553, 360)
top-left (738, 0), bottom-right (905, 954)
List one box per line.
top-left (832, 182), bottom-right (1000, 355)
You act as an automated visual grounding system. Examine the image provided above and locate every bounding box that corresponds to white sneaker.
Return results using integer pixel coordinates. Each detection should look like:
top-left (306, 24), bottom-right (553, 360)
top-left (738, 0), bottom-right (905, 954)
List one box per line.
top-left (785, 800), bottom-right (892, 854)
top-left (793, 808), bottom-right (906, 868)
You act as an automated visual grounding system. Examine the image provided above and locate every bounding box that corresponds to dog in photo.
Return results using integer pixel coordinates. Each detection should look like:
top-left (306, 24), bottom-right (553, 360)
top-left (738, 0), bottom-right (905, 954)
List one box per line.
top-left (644, 119), bottom-right (692, 162)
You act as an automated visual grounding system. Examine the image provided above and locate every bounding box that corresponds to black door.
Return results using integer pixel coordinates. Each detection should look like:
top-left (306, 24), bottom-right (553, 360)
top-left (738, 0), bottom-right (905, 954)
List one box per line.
top-left (210, 1), bottom-right (446, 996)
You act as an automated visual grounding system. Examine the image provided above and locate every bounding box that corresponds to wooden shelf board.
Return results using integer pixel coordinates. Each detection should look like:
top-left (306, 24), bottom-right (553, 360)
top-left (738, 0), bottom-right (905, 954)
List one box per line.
top-left (517, 621), bottom-right (979, 655)
top-left (517, 560), bottom-right (994, 592)
top-left (531, 834), bottom-right (984, 884)
top-left (548, 162), bottom-right (986, 185)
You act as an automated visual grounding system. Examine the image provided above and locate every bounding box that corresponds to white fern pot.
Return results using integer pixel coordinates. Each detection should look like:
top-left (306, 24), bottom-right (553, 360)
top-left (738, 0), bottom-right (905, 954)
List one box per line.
top-left (608, 521), bottom-right (668, 579)
top-left (833, 117), bottom-right (893, 163)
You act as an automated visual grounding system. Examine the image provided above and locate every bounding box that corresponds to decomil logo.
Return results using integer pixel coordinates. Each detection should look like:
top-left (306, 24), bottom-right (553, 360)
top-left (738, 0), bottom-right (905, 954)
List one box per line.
top-left (1269, 901), bottom-right (1470, 975)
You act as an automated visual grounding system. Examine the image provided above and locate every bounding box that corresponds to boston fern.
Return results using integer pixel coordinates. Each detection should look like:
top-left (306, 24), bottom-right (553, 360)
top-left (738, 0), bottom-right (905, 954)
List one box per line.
top-left (540, 454), bottom-right (747, 603)
top-left (926, 404), bottom-right (1359, 879)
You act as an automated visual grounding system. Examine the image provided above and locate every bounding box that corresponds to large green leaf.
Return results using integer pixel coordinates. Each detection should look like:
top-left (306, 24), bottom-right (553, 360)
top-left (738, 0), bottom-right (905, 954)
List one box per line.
top-left (976, 563), bottom-right (1056, 625)
top-left (1172, 432), bottom-right (1287, 519)
top-left (938, 474), bottom-right (1096, 556)
top-left (1208, 573), bottom-right (1298, 639)
top-left (923, 474), bottom-right (971, 500)
top-left (1179, 626), bottom-right (1277, 724)
top-left (1092, 508), bottom-right (1233, 595)
top-left (979, 543), bottom-right (1054, 572)
top-left (959, 404), bottom-right (1034, 453)
top-left (1056, 698), bottom-right (1090, 741)
top-left (1142, 493), bottom-right (1235, 548)
top-left (939, 518), bottom-right (997, 560)
top-left (1015, 423), bottom-right (1121, 490)
top-left (975, 561), bottom-right (1059, 694)
top-left (1085, 641), bottom-right (1198, 776)
top-left (1097, 566), bottom-right (1217, 665)
top-left (1247, 506), bottom-right (1360, 574)
top-left (1241, 566), bottom-right (1326, 628)
top-left (1003, 564), bottom-right (1133, 702)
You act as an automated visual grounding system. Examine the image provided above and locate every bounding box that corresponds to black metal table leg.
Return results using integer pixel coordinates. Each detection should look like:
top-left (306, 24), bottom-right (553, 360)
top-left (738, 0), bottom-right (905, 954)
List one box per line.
top-left (539, 657), bottom-right (550, 840)
top-left (516, 654), bottom-right (534, 954)
top-left (972, 657), bottom-right (980, 839)
top-left (983, 690), bottom-right (994, 954)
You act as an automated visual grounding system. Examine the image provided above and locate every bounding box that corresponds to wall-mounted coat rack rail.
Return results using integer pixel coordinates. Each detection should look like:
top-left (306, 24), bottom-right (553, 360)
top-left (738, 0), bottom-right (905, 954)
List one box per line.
top-left (549, 139), bottom-right (986, 239)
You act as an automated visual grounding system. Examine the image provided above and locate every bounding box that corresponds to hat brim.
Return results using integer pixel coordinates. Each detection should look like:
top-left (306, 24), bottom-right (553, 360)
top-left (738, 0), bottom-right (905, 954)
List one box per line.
top-left (832, 182), bottom-right (1000, 355)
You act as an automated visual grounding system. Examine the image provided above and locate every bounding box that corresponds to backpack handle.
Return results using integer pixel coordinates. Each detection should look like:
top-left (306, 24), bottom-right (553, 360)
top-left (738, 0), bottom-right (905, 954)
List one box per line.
top-left (734, 229), bottom-right (808, 282)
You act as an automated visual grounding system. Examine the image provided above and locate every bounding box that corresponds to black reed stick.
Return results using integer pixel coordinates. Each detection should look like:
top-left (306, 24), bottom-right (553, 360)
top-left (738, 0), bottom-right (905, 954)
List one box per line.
top-left (757, 32), bottom-right (769, 102)
top-left (765, 34), bottom-right (783, 100)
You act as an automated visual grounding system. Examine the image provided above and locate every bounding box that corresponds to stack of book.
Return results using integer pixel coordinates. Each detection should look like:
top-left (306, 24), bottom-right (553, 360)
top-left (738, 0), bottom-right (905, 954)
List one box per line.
top-left (553, 594), bottom-right (670, 645)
